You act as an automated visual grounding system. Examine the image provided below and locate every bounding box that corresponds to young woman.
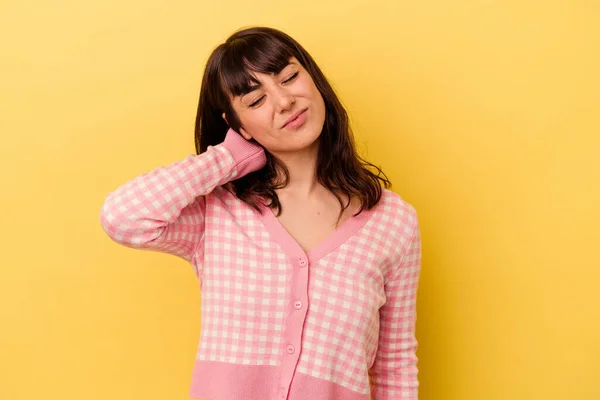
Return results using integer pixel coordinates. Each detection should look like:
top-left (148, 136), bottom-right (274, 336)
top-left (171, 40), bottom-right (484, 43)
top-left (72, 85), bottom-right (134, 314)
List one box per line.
top-left (100, 26), bottom-right (421, 400)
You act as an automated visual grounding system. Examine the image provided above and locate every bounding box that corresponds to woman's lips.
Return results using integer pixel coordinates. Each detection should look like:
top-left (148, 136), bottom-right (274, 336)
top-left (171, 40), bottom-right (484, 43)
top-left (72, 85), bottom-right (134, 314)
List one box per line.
top-left (282, 109), bottom-right (308, 129)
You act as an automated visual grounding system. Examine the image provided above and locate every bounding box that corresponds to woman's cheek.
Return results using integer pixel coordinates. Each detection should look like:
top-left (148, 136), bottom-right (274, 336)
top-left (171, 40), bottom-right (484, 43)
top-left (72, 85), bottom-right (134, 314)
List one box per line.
top-left (255, 110), bottom-right (273, 133)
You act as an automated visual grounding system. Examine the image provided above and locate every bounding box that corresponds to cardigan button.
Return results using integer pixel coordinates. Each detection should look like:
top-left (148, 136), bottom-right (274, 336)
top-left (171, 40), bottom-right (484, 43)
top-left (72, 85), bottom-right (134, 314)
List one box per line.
top-left (298, 259), bottom-right (307, 267)
top-left (287, 344), bottom-right (295, 354)
top-left (294, 300), bottom-right (302, 309)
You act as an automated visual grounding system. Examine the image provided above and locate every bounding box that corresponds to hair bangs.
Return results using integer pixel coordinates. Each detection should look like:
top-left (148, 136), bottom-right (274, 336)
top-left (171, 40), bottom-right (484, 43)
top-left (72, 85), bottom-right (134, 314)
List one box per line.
top-left (219, 34), bottom-right (296, 97)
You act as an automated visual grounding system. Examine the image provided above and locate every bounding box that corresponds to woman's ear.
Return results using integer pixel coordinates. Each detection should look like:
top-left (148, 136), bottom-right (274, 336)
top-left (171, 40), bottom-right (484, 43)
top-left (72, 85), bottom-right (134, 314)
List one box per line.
top-left (223, 112), bottom-right (253, 141)
top-left (238, 127), bottom-right (253, 141)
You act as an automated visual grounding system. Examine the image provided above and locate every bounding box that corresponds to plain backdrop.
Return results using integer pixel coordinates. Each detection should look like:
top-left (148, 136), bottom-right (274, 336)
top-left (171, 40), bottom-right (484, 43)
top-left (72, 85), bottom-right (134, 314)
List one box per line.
top-left (1, 1), bottom-right (599, 399)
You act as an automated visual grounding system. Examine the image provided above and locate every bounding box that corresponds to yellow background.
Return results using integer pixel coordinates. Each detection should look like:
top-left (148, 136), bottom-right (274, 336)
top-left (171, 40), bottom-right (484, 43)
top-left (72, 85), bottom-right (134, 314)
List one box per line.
top-left (1, 1), bottom-right (598, 399)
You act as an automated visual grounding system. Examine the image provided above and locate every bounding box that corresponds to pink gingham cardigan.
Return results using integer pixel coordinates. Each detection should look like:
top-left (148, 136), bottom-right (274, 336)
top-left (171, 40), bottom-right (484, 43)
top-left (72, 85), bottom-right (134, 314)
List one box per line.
top-left (100, 130), bottom-right (421, 400)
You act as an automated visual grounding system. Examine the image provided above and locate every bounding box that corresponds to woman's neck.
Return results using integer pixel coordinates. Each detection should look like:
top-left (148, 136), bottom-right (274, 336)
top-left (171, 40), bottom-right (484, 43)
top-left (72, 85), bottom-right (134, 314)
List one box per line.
top-left (273, 138), bottom-right (322, 200)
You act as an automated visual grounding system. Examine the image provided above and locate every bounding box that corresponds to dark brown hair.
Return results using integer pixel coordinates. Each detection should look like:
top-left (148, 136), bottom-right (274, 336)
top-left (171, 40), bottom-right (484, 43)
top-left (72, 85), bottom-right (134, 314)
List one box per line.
top-left (194, 26), bottom-right (391, 224)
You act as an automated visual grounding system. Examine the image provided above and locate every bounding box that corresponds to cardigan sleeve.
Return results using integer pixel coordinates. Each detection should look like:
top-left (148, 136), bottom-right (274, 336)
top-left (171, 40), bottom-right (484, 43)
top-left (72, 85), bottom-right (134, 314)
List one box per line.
top-left (99, 130), bottom-right (266, 266)
top-left (369, 219), bottom-right (422, 399)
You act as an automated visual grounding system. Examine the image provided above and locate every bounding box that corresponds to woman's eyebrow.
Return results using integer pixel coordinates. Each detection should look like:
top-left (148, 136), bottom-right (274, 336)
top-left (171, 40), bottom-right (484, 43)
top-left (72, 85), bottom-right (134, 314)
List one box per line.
top-left (241, 63), bottom-right (297, 97)
top-left (245, 82), bottom-right (261, 93)
top-left (276, 62), bottom-right (296, 74)
top-left (240, 78), bottom-right (262, 96)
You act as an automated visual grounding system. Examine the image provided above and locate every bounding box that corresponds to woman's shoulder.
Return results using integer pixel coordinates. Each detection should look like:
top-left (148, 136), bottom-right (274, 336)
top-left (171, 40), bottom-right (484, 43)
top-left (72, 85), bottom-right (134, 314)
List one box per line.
top-left (378, 188), bottom-right (418, 227)
top-left (374, 189), bottom-right (420, 264)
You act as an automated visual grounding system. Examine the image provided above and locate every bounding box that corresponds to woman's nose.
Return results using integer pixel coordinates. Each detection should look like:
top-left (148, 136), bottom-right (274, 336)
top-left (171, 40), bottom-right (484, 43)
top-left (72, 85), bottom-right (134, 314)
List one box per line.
top-left (274, 87), bottom-right (295, 112)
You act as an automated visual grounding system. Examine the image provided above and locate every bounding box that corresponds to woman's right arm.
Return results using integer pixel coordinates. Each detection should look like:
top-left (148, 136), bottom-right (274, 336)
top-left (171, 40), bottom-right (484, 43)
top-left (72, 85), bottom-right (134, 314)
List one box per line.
top-left (99, 128), bottom-right (266, 264)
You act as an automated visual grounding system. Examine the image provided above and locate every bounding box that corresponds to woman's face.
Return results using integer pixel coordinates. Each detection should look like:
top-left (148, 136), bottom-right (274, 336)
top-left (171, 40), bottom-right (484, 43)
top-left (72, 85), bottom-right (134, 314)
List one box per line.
top-left (226, 57), bottom-right (326, 155)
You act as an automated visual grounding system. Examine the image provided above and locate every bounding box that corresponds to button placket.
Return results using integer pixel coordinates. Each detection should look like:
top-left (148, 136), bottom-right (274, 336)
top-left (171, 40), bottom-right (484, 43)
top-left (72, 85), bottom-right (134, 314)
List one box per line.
top-left (278, 255), bottom-right (309, 400)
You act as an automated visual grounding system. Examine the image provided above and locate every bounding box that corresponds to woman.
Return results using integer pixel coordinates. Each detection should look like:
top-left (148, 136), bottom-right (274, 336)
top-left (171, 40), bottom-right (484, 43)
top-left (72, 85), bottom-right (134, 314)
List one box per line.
top-left (100, 26), bottom-right (421, 400)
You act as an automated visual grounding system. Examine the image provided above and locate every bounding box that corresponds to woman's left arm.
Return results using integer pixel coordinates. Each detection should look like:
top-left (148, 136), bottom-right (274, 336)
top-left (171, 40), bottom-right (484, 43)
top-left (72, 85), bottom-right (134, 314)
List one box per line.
top-left (369, 217), bottom-right (422, 399)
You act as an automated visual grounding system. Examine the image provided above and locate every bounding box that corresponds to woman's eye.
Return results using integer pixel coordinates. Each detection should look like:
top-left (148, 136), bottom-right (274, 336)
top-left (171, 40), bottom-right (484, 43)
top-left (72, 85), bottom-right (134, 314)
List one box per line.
top-left (248, 72), bottom-right (298, 107)
top-left (283, 72), bottom-right (299, 84)
top-left (250, 96), bottom-right (265, 107)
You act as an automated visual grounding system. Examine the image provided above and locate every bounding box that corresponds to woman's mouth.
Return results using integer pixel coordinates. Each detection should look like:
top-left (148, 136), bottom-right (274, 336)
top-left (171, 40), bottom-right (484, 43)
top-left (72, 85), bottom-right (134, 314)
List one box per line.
top-left (282, 108), bottom-right (308, 129)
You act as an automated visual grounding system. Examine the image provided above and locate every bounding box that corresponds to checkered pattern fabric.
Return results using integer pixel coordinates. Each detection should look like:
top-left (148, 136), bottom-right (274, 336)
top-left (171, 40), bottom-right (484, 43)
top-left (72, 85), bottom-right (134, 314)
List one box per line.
top-left (100, 142), bottom-right (421, 400)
